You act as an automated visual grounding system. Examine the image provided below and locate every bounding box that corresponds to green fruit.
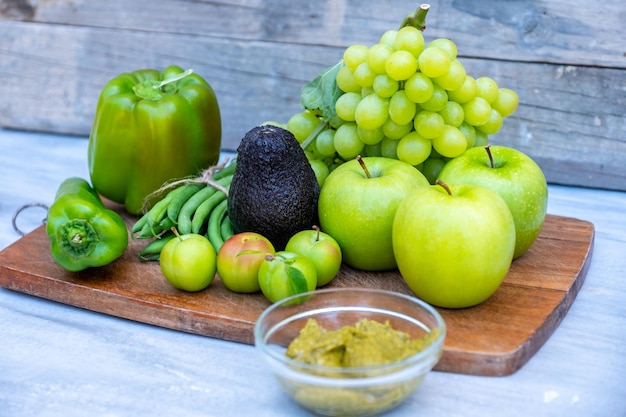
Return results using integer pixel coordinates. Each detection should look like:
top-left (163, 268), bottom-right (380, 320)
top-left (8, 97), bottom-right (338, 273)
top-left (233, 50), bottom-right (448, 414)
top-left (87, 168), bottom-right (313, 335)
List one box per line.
top-left (216, 232), bottom-right (275, 293)
top-left (285, 227), bottom-right (342, 287)
top-left (258, 251), bottom-right (317, 304)
top-left (438, 145), bottom-right (548, 258)
top-left (318, 156), bottom-right (428, 271)
top-left (160, 232), bottom-right (216, 292)
top-left (228, 125), bottom-right (320, 250)
top-left (393, 181), bottom-right (515, 308)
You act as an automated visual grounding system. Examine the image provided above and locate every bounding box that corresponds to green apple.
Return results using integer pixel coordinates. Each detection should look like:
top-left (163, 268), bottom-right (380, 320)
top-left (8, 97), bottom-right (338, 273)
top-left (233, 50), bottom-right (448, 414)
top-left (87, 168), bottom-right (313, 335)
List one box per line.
top-left (393, 180), bottom-right (516, 308)
top-left (216, 232), bottom-right (276, 293)
top-left (160, 231), bottom-right (217, 292)
top-left (437, 145), bottom-right (548, 258)
top-left (318, 156), bottom-right (429, 271)
top-left (285, 226), bottom-right (342, 287)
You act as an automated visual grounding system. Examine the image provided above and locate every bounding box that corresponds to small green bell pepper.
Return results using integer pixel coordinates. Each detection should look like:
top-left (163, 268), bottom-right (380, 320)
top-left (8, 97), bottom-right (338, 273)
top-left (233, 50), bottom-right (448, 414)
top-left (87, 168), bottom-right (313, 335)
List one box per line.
top-left (46, 177), bottom-right (129, 272)
top-left (88, 65), bottom-right (221, 214)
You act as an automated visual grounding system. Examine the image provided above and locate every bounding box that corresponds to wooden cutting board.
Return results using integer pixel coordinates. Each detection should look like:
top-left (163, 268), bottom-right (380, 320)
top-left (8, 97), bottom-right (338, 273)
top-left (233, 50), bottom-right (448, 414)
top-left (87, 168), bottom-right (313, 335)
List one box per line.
top-left (0, 212), bottom-right (594, 376)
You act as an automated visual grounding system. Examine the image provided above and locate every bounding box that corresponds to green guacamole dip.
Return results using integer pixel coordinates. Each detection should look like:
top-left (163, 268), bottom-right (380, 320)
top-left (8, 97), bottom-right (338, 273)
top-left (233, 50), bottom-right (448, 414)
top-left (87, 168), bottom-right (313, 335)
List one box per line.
top-left (286, 318), bottom-right (435, 367)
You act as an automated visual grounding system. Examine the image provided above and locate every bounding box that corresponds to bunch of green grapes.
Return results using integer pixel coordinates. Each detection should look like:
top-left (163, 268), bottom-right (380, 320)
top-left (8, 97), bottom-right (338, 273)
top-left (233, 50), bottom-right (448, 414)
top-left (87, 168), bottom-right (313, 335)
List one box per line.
top-left (284, 25), bottom-right (519, 183)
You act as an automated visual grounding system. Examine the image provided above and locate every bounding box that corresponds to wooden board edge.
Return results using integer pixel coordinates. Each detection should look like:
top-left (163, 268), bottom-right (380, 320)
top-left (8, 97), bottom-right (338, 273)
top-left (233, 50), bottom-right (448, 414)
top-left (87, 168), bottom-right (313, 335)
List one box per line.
top-left (434, 229), bottom-right (595, 376)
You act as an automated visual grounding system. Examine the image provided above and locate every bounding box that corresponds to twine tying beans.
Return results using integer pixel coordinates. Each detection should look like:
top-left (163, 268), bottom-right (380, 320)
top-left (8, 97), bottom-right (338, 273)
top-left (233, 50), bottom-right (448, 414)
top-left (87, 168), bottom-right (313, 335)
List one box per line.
top-left (141, 157), bottom-right (232, 213)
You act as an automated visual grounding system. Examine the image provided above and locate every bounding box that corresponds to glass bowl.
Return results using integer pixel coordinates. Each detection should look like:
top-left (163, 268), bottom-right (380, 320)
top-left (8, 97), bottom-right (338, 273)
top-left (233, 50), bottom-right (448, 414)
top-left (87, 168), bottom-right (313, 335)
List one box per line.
top-left (254, 287), bottom-right (446, 416)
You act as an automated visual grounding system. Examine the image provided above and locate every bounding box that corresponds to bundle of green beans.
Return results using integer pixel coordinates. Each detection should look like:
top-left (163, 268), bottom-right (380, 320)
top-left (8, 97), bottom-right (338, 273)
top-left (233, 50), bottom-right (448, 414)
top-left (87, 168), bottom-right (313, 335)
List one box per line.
top-left (131, 160), bottom-right (236, 261)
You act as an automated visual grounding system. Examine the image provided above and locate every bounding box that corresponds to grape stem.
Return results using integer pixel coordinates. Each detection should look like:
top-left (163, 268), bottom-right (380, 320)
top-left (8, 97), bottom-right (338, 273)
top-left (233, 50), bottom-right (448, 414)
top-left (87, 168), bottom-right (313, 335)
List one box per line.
top-left (484, 145), bottom-right (495, 168)
top-left (300, 119), bottom-right (328, 151)
top-left (399, 4), bottom-right (431, 31)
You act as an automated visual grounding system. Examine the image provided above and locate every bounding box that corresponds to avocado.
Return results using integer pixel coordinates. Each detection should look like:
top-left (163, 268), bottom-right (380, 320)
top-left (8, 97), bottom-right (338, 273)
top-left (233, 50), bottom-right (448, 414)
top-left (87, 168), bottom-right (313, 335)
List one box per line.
top-left (228, 125), bottom-right (320, 250)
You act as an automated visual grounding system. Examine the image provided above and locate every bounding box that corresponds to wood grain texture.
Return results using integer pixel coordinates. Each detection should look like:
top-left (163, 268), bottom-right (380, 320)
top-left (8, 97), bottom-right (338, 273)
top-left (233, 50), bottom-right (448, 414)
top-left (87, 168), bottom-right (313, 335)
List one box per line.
top-left (0, 213), bottom-right (595, 376)
top-left (0, 0), bottom-right (624, 191)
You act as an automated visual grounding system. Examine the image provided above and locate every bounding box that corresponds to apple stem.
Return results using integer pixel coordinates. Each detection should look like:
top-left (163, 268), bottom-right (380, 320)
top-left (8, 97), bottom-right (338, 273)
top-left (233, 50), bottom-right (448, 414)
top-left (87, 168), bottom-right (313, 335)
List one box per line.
top-left (313, 225), bottom-right (321, 241)
top-left (485, 145), bottom-right (495, 168)
top-left (435, 179), bottom-right (453, 196)
top-left (356, 155), bottom-right (371, 178)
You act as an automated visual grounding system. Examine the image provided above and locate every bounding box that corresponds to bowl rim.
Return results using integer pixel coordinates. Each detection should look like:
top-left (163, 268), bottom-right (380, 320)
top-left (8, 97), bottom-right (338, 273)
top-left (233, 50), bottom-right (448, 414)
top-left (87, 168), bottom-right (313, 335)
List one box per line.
top-left (253, 287), bottom-right (447, 376)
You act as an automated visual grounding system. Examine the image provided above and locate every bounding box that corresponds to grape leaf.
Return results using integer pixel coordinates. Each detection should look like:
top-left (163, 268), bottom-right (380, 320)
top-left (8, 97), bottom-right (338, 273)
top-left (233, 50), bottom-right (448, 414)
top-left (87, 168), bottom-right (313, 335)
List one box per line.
top-left (300, 61), bottom-right (344, 128)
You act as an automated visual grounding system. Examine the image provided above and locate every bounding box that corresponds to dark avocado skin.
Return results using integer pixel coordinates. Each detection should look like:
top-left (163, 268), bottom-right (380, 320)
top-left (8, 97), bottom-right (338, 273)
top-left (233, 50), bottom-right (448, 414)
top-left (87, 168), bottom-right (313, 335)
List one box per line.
top-left (228, 125), bottom-right (320, 250)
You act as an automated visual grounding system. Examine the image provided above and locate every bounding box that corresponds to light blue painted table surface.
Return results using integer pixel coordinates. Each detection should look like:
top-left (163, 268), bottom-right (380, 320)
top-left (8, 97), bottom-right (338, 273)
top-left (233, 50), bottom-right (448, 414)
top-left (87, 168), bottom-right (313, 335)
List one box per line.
top-left (1, 128), bottom-right (625, 417)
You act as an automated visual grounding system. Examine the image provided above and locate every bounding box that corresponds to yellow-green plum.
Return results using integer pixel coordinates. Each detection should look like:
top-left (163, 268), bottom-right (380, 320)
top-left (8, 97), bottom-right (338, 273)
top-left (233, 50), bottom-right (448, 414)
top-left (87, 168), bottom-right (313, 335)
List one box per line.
top-left (285, 226), bottom-right (342, 287)
top-left (216, 232), bottom-right (275, 293)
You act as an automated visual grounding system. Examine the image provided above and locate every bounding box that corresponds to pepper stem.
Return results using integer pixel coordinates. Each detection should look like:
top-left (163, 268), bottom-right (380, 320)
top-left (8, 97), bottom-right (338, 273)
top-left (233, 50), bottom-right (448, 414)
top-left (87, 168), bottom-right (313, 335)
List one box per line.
top-left (156, 69), bottom-right (194, 89)
top-left (133, 69), bottom-right (194, 100)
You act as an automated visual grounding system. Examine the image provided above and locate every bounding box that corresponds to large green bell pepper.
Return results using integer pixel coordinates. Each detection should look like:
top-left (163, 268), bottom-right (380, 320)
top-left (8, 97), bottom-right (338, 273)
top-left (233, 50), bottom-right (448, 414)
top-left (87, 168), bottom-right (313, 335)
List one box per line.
top-left (88, 65), bottom-right (221, 214)
top-left (46, 177), bottom-right (129, 272)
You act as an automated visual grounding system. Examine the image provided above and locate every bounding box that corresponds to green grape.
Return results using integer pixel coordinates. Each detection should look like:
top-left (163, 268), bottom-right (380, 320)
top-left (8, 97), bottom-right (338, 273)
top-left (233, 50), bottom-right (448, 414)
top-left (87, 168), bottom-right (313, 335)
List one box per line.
top-left (427, 38), bottom-right (458, 59)
top-left (433, 58), bottom-right (466, 91)
top-left (419, 84), bottom-right (448, 112)
top-left (393, 26), bottom-right (425, 57)
top-left (363, 142), bottom-right (382, 157)
top-left (475, 76), bottom-right (499, 103)
top-left (414, 110), bottom-right (445, 139)
top-left (397, 131), bottom-right (432, 166)
top-left (343, 44), bottom-right (369, 71)
top-left (476, 109), bottom-right (503, 134)
top-left (492, 88), bottom-right (519, 117)
top-left (315, 128), bottom-right (337, 157)
top-left (438, 101), bottom-right (464, 127)
top-left (304, 140), bottom-right (326, 161)
top-left (421, 157), bottom-right (446, 184)
top-left (382, 118), bottom-right (413, 140)
top-left (354, 93), bottom-right (389, 130)
top-left (462, 97), bottom-right (492, 126)
top-left (372, 74), bottom-right (399, 98)
top-left (379, 29), bottom-right (398, 47)
top-left (380, 137), bottom-right (399, 159)
top-left (361, 86), bottom-right (375, 97)
top-left (287, 110), bottom-right (322, 143)
top-left (474, 130), bottom-right (489, 147)
top-left (458, 122), bottom-right (477, 148)
top-left (417, 46), bottom-right (451, 78)
top-left (447, 75), bottom-right (476, 104)
top-left (353, 62), bottom-right (376, 87)
top-left (385, 50), bottom-right (418, 81)
top-left (336, 65), bottom-right (361, 93)
top-left (357, 126), bottom-right (385, 145)
top-left (368, 43), bottom-right (393, 74)
top-left (334, 122), bottom-right (364, 160)
top-left (432, 124), bottom-right (467, 158)
top-left (389, 90), bottom-right (417, 125)
top-left (404, 72), bottom-right (434, 103)
top-left (335, 92), bottom-right (362, 122)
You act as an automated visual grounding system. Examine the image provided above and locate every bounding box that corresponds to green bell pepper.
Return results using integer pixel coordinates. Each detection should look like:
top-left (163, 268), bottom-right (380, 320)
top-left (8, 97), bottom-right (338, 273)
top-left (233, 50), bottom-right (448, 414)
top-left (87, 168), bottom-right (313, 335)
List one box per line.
top-left (46, 177), bottom-right (129, 272)
top-left (88, 65), bottom-right (221, 214)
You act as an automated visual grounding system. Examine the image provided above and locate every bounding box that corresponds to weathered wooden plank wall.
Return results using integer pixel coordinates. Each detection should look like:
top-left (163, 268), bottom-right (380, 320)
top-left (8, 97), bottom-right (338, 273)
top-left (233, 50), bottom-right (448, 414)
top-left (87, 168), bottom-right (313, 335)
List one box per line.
top-left (1, 0), bottom-right (624, 191)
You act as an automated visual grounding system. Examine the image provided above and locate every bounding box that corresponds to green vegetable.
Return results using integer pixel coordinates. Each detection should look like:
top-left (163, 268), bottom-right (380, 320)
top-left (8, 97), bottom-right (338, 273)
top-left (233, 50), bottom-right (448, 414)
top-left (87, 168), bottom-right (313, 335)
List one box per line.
top-left (88, 65), bottom-right (221, 214)
top-left (46, 177), bottom-right (129, 272)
